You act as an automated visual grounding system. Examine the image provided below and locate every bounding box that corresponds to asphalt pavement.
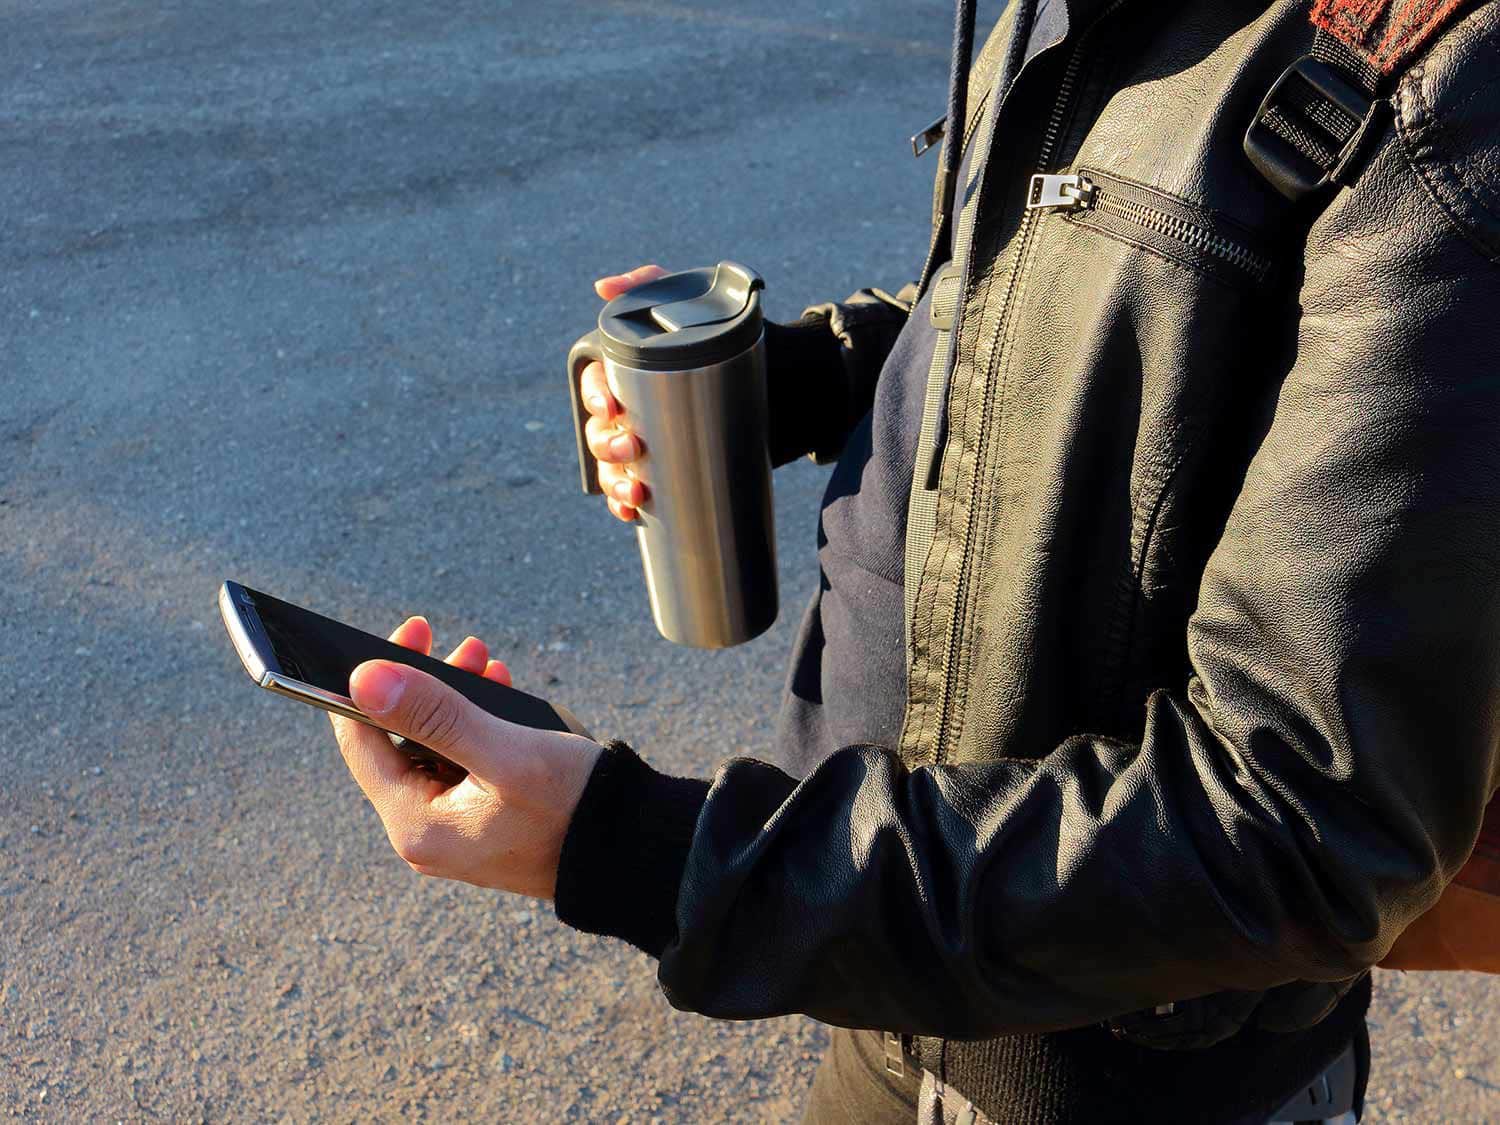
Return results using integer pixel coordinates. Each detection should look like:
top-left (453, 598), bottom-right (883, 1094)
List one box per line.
top-left (2, 0), bottom-right (1498, 1120)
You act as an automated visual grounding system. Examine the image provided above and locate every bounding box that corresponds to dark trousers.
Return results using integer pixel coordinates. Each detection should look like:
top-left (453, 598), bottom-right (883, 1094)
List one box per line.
top-left (801, 1027), bottom-right (920, 1125)
top-left (800, 1025), bottom-right (1369, 1125)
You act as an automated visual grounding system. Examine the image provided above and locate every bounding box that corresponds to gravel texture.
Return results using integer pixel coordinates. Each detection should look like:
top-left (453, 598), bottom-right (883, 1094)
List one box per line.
top-left (2, 0), bottom-right (1497, 1120)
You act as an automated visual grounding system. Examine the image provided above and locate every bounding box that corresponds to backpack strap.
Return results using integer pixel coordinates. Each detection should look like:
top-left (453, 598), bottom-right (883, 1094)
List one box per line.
top-left (1311, 0), bottom-right (1479, 74)
top-left (914, 3), bottom-right (1016, 297)
top-left (1243, 28), bottom-right (1383, 200)
top-left (1245, 1), bottom-right (1481, 200)
top-left (904, 52), bottom-right (1004, 653)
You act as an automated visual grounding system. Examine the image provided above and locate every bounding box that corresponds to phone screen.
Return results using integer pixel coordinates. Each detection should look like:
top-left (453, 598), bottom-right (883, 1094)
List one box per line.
top-left (228, 583), bottom-right (583, 736)
top-left (250, 589), bottom-right (386, 699)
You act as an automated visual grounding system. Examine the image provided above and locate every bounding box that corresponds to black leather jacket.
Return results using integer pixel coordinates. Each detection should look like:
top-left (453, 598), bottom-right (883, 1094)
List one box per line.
top-left (556, 0), bottom-right (1500, 1117)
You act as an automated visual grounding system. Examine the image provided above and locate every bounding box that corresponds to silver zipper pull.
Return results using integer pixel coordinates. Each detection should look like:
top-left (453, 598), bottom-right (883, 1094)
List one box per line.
top-left (911, 114), bottom-right (947, 158)
top-left (1026, 173), bottom-right (1095, 211)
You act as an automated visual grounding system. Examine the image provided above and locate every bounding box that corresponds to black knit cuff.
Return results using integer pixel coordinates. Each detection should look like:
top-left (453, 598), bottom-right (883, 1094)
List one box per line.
top-left (552, 739), bottom-right (711, 958)
top-left (764, 314), bottom-right (845, 468)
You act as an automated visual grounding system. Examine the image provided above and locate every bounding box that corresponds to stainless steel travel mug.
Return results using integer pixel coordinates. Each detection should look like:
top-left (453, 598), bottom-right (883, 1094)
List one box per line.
top-left (567, 261), bottom-right (776, 648)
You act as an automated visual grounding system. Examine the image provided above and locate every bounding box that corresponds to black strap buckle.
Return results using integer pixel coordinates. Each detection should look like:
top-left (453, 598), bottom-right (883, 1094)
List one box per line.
top-left (1244, 55), bottom-right (1376, 202)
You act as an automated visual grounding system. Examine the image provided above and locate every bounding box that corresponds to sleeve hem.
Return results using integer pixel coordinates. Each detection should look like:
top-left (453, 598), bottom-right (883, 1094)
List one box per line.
top-left (764, 314), bottom-right (846, 467)
top-left (552, 739), bottom-right (710, 958)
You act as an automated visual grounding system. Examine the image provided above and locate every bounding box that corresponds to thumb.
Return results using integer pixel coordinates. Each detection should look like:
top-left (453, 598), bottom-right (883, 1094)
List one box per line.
top-left (349, 660), bottom-right (500, 777)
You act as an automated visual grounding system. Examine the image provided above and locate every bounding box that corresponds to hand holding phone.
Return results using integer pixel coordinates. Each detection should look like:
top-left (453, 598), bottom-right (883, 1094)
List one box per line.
top-left (219, 581), bottom-right (589, 773)
top-left (335, 645), bottom-right (604, 899)
top-left (219, 581), bottom-right (604, 899)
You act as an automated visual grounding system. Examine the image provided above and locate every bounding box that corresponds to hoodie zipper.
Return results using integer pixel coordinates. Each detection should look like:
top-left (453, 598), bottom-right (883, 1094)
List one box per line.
top-left (1026, 169), bottom-right (1273, 284)
top-left (928, 3), bottom-right (1129, 764)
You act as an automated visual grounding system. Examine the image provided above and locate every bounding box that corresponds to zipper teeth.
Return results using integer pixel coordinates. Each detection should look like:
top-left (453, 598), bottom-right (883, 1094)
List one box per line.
top-left (930, 1), bottom-right (1128, 764)
top-left (1090, 189), bottom-right (1271, 280)
top-left (1037, 38), bottom-right (1089, 170)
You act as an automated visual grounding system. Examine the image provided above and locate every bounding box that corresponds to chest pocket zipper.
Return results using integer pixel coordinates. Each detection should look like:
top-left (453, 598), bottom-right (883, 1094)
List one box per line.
top-left (1027, 169), bottom-right (1273, 286)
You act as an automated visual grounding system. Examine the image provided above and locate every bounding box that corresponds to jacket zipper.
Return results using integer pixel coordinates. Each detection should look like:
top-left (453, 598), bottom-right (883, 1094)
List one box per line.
top-left (1026, 169), bottom-right (1272, 283)
top-left (928, 3), bottom-right (1129, 764)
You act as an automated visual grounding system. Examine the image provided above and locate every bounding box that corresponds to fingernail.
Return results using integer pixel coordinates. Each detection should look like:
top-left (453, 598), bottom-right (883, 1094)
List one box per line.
top-left (609, 434), bottom-right (635, 459)
top-left (352, 663), bottom-right (406, 714)
top-left (586, 393), bottom-right (608, 414)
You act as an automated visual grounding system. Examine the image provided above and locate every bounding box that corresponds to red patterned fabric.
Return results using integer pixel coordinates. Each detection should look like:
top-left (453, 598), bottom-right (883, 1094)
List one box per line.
top-left (1311, 0), bottom-right (1471, 72)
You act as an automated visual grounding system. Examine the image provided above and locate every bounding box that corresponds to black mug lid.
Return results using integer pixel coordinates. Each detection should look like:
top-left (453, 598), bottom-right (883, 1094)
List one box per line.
top-left (597, 261), bottom-right (764, 372)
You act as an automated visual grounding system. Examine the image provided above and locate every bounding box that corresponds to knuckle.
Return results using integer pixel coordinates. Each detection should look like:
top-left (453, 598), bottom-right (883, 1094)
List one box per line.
top-left (506, 750), bottom-right (551, 796)
top-left (391, 825), bottom-right (431, 867)
top-left (407, 689), bottom-right (464, 749)
top-left (581, 376), bottom-right (608, 415)
top-left (584, 418), bottom-right (614, 460)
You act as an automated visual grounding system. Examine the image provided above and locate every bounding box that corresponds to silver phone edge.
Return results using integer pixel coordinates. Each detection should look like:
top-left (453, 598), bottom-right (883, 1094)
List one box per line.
top-left (219, 581), bottom-right (269, 682)
top-left (264, 674), bottom-right (590, 744)
top-left (262, 672), bottom-right (373, 726)
top-left (219, 582), bottom-right (393, 733)
top-left (264, 674), bottom-right (442, 762)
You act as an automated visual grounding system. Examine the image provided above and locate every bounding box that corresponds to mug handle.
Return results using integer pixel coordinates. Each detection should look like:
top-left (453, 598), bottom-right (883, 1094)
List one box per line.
top-left (566, 331), bottom-right (605, 495)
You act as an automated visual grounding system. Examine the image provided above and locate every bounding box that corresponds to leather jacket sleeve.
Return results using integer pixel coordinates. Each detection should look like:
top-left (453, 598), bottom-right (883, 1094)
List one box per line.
top-left (556, 80), bottom-right (1500, 1039)
top-left (764, 286), bottom-right (914, 467)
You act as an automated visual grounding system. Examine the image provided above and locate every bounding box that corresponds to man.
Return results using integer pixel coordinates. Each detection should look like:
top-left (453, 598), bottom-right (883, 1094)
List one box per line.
top-left (328, 0), bottom-right (1500, 1120)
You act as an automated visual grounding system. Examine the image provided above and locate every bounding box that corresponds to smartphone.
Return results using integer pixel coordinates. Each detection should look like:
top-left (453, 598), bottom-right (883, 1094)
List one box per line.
top-left (218, 581), bottom-right (588, 771)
